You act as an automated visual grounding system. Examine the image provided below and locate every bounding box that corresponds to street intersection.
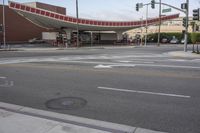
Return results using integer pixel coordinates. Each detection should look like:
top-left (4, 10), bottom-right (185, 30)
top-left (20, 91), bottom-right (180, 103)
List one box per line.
top-left (0, 46), bottom-right (200, 133)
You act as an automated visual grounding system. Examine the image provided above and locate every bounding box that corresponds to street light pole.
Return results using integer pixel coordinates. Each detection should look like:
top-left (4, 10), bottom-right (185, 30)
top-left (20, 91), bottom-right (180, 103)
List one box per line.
top-left (145, 4), bottom-right (149, 47)
top-left (2, 0), bottom-right (6, 49)
top-left (76, 0), bottom-right (79, 47)
top-left (157, 0), bottom-right (161, 46)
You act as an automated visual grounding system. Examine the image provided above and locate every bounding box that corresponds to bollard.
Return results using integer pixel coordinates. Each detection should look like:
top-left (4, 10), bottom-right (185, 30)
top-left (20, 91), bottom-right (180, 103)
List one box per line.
top-left (197, 44), bottom-right (199, 54)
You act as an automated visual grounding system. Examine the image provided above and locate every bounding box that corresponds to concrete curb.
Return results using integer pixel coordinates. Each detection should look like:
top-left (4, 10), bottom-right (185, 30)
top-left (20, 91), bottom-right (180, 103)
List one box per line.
top-left (1, 46), bottom-right (136, 51)
top-left (0, 102), bottom-right (166, 133)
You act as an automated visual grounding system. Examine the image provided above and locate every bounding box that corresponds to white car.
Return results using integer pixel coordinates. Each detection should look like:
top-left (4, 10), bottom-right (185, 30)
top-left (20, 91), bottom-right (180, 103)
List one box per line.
top-left (170, 38), bottom-right (179, 44)
top-left (28, 38), bottom-right (45, 44)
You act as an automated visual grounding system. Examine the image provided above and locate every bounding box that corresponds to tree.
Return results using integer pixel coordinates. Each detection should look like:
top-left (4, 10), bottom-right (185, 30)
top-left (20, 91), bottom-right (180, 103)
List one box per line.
top-left (191, 32), bottom-right (199, 54)
top-left (191, 33), bottom-right (197, 53)
top-left (190, 22), bottom-right (196, 32)
top-left (191, 32), bottom-right (198, 44)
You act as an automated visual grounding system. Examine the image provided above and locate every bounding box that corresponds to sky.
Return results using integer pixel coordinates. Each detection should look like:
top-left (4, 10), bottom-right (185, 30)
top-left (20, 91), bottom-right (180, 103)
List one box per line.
top-left (4, 0), bottom-right (200, 21)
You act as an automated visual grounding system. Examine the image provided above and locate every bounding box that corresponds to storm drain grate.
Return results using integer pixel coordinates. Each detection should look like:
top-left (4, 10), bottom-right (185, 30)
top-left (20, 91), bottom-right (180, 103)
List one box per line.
top-left (45, 97), bottom-right (87, 110)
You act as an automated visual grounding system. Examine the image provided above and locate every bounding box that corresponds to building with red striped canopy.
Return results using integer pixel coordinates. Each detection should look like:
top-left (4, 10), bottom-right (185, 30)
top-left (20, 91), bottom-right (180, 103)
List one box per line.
top-left (0, 1), bottom-right (179, 45)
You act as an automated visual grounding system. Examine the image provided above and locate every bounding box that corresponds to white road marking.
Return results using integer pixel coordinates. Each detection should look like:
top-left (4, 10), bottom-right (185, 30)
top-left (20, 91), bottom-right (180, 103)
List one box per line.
top-left (0, 54), bottom-right (167, 65)
top-left (116, 60), bottom-right (133, 63)
top-left (1, 57), bottom-right (200, 69)
top-left (94, 64), bottom-right (136, 69)
top-left (168, 59), bottom-right (186, 62)
top-left (1, 55), bottom-right (200, 69)
top-left (116, 60), bottom-right (155, 64)
top-left (9, 81), bottom-right (14, 87)
top-left (0, 76), bottom-right (14, 87)
top-left (58, 60), bottom-right (200, 69)
top-left (136, 63), bottom-right (200, 69)
top-left (192, 59), bottom-right (200, 62)
top-left (94, 65), bottom-right (112, 69)
top-left (98, 86), bottom-right (191, 98)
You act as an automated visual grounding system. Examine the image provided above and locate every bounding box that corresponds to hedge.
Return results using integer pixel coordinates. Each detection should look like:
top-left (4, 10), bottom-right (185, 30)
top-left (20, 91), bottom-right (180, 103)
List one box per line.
top-left (146, 32), bottom-right (200, 43)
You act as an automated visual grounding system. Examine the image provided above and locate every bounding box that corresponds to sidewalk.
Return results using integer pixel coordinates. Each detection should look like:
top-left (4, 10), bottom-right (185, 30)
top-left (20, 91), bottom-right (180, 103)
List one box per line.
top-left (0, 102), bottom-right (166, 133)
top-left (13, 45), bottom-right (136, 51)
top-left (167, 51), bottom-right (200, 58)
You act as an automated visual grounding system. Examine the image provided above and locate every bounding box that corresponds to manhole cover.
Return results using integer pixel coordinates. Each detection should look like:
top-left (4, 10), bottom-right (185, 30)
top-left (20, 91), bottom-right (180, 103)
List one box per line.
top-left (45, 97), bottom-right (87, 110)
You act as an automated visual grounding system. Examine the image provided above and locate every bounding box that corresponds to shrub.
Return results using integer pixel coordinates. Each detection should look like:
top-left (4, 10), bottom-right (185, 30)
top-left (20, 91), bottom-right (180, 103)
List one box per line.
top-left (146, 32), bottom-right (200, 44)
top-left (191, 33), bottom-right (198, 44)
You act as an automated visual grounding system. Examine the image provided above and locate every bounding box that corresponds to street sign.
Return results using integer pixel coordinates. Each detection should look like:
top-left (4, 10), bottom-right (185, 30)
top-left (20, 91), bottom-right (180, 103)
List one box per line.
top-left (162, 8), bottom-right (172, 13)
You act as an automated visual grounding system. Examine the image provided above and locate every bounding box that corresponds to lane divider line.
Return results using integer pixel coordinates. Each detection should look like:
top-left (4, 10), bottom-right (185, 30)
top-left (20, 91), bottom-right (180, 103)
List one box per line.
top-left (98, 86), bottom-right (191, 99)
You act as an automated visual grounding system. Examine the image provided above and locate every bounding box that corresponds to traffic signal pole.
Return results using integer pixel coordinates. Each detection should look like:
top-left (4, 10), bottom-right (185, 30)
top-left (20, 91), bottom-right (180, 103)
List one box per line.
top-left (157, 0), bottom-right (161, 46)
top-left (137, 1), bottom-right (188, 51)
top-left (154, 1), bottom-right (187, 52)
top-left (136, 2), bottom-right (151, 47)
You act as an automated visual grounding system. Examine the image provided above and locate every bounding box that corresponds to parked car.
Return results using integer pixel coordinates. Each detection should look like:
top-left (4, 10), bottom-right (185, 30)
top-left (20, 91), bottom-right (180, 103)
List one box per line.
top-left (170, 38), bottom-right (179, 44)
top-left (28, 38), bottom-right (45, 44)
top-left (161, 38), bottom-right (169, 43)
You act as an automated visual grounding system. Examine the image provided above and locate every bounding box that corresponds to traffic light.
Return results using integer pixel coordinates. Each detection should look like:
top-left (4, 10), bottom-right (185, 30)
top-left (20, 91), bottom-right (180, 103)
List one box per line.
top-left (181, 3), bottom-right (188, 10)
top-left (0, 24), bottom-right (2, 32)
top-left (182, 17), bottom-right (188, 28)
top-left (151, 0), bottom-right (155, 9)
top-left (193, 9), bottom-right (200, 21)
top-left (136, 3), bottom-right (139, 11)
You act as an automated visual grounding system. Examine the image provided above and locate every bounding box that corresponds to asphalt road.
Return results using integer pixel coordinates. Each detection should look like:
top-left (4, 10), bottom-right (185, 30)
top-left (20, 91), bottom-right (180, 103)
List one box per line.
top-left (0, 45), bottom-right (200, 133)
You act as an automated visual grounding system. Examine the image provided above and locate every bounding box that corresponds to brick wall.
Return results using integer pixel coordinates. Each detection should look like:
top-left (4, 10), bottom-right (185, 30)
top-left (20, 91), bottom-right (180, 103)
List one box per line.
top-left (0, 5), bottom-right (48, 43)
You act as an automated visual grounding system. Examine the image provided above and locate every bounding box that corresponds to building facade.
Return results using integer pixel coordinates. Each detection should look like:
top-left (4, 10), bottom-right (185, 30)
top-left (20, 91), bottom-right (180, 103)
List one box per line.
top-left (0, 2), bottom-right (66, 43)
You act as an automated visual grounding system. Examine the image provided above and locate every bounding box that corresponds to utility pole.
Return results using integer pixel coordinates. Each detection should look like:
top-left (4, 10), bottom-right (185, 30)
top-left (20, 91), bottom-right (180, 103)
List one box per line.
top-left (76, 0), bottom-right (79, 47)
top-left (184, 0), bottom-right (189, 52)
top-left (2, 0), bottom-right (6, 49)
top-left (157, 0), bottom-right (161, 46)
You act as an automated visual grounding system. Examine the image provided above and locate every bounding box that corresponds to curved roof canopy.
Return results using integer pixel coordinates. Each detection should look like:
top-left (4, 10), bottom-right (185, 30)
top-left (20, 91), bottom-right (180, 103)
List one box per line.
top-left (9, 1), bottom-right (179, 31)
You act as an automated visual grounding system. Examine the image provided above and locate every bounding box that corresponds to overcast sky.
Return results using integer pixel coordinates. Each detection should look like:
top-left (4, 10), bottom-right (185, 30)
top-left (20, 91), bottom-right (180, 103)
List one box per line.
top-left (7, 0), bottom-right (200, 21)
